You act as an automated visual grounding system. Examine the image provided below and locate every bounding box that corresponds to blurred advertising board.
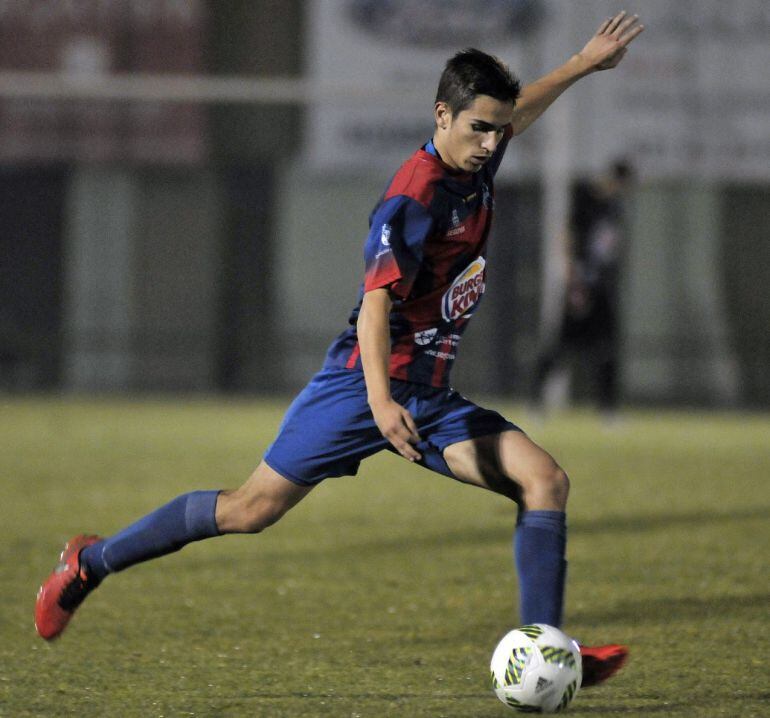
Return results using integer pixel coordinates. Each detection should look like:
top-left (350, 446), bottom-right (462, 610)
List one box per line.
top-left (305, 0), bottom-right (770, 180)
top-left (0, 0), bottom-right (206, 164)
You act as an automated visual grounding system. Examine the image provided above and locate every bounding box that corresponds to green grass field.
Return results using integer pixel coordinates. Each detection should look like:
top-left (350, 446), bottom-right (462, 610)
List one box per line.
top-left (1, 397), bottom-right (768, 717)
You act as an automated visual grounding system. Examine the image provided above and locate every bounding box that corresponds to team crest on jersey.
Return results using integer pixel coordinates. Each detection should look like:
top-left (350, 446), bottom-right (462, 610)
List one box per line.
top-left (414, 327), bottom-right (438, 346)
top-left (380, 224), bottom-right (391, 246)
top-left (447, 208), bottom-right (466, 237)
top-left (441, 257), bottom-right (486, 321)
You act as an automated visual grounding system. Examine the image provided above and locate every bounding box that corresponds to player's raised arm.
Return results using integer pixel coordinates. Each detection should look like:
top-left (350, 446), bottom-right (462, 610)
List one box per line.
top-left (511, 11), bottom-right (644, 136)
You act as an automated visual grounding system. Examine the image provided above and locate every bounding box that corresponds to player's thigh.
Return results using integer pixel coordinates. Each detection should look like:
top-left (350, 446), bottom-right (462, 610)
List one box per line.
top-left (216, 461), bottom-right (313, 533)
top-left (443, 430), bottom-right (567, 504)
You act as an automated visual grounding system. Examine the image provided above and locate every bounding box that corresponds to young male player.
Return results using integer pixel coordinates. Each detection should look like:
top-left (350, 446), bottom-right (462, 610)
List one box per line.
top-left (36, 11), bottom-right (644, 687)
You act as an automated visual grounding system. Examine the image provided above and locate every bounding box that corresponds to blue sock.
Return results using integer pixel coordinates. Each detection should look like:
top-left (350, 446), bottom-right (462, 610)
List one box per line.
top-left (514, 510), bottom-right (567, 627)
top-left (80, 490), bottom-right (221, 581)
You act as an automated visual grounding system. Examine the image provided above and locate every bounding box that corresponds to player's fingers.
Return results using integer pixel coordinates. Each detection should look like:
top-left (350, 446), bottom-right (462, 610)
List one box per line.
top-left (619, 22), bottom-right (645, 46)
top-left (394, 435), bottom-right (422, 461)
top-left (596, 17), bottom-right (612, 35)
top-left (385, 423), bottom-right (421, 461)
top-left (605, 10), bottom-right (627, 35)
top-left (613, 14), bottom-right (639, 38)
top-left (401, 443), bottom-right (422, 461)
top-left (401, 412), bottom-right (422, 443)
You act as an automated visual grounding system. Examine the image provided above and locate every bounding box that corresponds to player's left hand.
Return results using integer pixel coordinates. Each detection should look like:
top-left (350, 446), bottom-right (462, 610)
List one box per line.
top-left (370, 397), bottom-right (423, 462)
top-left (577, 11), bottom-right (644, 72)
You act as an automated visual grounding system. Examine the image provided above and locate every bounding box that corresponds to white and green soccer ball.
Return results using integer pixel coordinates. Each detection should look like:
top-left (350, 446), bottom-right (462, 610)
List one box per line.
top-left (490, 624), bottom-right (582, 713)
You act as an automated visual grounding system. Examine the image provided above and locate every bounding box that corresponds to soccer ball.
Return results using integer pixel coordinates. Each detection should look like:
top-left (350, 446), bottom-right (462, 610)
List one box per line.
top-left (490, 624), bottom-right (582, 713)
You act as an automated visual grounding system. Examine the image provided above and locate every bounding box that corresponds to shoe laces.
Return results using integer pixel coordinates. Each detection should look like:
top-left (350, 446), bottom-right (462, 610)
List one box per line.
top-left (58, 563), bottom-right (97, 611)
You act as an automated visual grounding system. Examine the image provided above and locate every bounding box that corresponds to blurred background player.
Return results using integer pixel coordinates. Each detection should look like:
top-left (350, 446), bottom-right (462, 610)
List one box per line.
top-left (532, 158), bottom-right (635, 420)
top-left (35, 11), bottom-right (644, 688)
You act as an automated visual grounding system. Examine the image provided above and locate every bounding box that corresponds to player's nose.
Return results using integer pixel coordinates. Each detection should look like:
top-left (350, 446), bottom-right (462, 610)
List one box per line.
top-left (481, 131), bottom-right (499, 153)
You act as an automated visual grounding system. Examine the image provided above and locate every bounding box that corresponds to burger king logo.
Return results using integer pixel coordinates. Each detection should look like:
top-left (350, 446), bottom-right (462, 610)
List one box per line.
top-left (441, 257), bottom-right (486, 321)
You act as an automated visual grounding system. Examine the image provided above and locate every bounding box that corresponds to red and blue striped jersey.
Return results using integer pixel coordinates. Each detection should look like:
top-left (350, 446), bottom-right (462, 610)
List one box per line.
top-left (323, 127), bottom-right (513, 387)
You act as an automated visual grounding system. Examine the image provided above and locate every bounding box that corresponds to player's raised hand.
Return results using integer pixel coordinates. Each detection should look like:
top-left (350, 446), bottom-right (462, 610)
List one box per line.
top-left (578, 11), bottom-right (644, 72)
top-left (370, 398), bottom-right (422, 462)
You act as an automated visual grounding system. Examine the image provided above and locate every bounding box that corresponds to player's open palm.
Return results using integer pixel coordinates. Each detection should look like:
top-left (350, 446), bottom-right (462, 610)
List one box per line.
top-left (579, 11), bottom-right (644, 71)
top-left (371, 399), bottom-right (422, 462)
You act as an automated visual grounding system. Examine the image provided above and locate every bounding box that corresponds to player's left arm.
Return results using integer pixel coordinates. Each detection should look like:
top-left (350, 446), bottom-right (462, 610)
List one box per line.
top-left (511, 11), bottom-right (644, 136)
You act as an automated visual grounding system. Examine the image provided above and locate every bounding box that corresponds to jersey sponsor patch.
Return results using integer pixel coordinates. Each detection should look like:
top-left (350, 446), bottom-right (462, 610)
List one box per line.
top-left (441, 257), bottom-right (486, 321)
top-left (414, 327), bottom-right (438, 346)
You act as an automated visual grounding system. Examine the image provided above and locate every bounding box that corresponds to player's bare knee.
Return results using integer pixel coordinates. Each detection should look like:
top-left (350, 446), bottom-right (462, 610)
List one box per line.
top-left (552, 467), bottom-right (570, 505)
top-left (522, 465), bottom-right (569, 510)
top-left (237, 496), bottom-right (287, 533)
top-left (217, 490), bottom-right (285, 534)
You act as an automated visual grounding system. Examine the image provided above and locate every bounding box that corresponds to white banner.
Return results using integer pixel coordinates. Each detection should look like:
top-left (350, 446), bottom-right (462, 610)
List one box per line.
top-left (573, 0), bottom-right (770, 180)
top-left (303, 0), bottom-right (540, 177)
top-left (305, 0), bottom-right (770, 180)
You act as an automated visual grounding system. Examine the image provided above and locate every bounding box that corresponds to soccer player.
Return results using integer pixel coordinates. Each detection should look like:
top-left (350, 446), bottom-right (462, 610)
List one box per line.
top-left (36, 11), bottom-right (644, 688)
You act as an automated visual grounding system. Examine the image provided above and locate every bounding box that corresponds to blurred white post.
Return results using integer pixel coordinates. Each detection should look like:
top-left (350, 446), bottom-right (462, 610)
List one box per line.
top-left (62, 169), bottom-right (137, 391)
top-left (682, 186), bottom-right (741, 404)
top-left (538, 2), bottom-right (574, 405)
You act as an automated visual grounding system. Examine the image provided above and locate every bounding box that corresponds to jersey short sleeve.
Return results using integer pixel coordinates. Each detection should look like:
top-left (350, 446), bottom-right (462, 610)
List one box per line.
top-left (363, 195), bottom-right (434, 299)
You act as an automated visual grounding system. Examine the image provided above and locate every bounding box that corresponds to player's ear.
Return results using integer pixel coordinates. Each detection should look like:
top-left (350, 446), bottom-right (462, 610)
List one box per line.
top-left (434, 101), bottom-right (452, 130)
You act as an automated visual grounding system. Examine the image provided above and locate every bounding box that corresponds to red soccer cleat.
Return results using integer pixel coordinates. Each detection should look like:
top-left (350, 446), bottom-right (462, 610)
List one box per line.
top-left (580, 643), bottom-right (629, 687)
top-left (35, 534), bottom-right (102, 640)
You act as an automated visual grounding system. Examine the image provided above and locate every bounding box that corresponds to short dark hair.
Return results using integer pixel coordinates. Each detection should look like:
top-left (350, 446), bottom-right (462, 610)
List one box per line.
top-left (435, 48), bottom-right (521, 115)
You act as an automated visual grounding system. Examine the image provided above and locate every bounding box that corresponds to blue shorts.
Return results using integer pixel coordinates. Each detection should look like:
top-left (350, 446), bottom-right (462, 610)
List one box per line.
top-left (264, 368), bottom-right (519, 486)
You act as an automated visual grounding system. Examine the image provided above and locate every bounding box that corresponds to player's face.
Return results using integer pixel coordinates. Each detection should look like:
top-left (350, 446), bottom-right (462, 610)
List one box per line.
top-left (433, 95), bottom-right (513, 173)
